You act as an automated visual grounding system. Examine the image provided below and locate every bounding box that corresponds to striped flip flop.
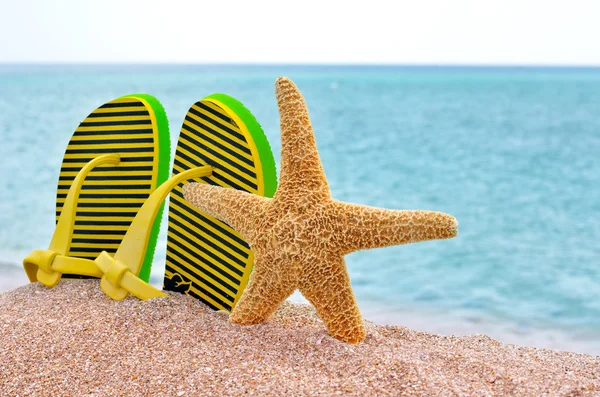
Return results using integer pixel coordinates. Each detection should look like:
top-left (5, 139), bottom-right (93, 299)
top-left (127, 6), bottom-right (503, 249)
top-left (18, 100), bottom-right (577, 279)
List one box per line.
top-left (23, 95), bottom-right (170, 286)
top-left (164, 94), bottom-right (277, 311)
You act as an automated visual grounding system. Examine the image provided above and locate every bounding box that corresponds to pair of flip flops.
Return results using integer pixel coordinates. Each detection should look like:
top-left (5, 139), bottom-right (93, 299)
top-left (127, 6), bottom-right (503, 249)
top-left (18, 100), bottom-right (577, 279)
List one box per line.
top-left (23, 93), bottom-right (277, 311)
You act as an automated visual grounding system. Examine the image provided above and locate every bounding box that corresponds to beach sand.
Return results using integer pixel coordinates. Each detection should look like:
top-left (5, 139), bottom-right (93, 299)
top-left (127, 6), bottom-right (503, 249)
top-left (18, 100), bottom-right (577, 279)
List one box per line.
top-left (1, 280), bottom-right (598, 396)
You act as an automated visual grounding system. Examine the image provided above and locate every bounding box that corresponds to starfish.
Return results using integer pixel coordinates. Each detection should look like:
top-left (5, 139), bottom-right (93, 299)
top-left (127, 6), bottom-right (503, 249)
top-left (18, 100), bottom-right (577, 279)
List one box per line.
top-left (183, 77), bottom-right (458, 343)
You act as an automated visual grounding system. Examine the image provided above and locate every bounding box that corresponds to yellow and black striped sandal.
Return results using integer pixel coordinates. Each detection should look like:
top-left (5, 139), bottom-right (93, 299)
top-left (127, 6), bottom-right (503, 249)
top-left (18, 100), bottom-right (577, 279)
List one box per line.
top-left (23, 94), bottom-right (173, 299)
top-left (164, 94), bottom-right (277, 312)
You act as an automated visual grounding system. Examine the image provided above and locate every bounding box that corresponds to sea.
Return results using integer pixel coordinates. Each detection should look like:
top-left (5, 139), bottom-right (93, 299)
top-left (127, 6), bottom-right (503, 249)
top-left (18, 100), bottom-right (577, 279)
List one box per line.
top-left (0, 65), bottom-right (598, 355)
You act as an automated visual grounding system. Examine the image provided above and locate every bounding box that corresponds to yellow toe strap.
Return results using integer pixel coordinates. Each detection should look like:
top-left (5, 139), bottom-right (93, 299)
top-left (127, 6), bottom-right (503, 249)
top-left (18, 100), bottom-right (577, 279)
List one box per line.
top-left (98, 165), bottom-right (213, 300)
top-left (23, 154), bottom-right (120, 286)
top-left (95, 251), bottom-right (165, 300)
top-left (23, 250), bottom-right (101, 287)
top-left (24, 161), bottom-right (212, 301)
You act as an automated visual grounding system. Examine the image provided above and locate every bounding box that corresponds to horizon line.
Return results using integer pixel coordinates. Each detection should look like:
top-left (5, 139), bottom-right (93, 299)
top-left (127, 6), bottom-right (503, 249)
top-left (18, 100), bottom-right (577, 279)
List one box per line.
top-left (1, 62), bottom-right (600, 69)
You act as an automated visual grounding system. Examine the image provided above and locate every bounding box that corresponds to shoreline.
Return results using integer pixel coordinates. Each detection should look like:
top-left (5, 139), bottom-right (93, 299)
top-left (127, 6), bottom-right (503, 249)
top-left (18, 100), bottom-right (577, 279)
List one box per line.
top-left (1, 261), bottom-right (599, 356)
top-left (1, 280), bottom-right (598, 396)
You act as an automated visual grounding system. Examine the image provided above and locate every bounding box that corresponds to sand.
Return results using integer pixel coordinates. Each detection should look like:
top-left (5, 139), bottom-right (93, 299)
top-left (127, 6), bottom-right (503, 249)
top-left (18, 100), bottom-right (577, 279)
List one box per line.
top-left (0, 280), bottom-right (598, 396)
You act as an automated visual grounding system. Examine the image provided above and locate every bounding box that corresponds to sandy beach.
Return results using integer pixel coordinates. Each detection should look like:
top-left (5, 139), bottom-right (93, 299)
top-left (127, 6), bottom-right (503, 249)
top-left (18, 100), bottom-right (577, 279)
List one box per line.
top-left (1, 280), bottom-right (598, 396)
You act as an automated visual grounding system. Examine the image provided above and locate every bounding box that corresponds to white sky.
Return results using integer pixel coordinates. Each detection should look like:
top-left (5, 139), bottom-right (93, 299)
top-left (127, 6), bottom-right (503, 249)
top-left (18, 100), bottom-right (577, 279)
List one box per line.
top-left (0, 0), bottom-right (599, 65)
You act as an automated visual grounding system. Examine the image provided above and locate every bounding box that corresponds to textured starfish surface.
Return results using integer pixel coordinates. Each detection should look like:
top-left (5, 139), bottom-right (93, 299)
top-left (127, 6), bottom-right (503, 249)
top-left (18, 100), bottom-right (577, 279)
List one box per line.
top-left (184, 77), bottom-right (458, 343)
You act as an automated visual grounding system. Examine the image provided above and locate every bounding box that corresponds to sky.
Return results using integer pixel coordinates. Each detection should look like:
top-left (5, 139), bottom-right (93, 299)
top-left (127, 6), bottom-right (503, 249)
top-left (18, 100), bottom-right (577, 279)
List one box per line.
top-left (0, 0), bottom-right (599, 65)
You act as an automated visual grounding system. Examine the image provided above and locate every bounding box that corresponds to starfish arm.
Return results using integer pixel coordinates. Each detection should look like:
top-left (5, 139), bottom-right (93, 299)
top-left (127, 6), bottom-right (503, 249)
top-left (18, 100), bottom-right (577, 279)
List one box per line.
top-left (230, 253), bottom-right (296, 324)
top-left (274, 77), bottom-right (331, 200)
top-left (332, 201), bottom-right (458, 254)
top-left (299, 256), bottom-right (365, 344)
top-left (183, 183), bottom-right (270, 243)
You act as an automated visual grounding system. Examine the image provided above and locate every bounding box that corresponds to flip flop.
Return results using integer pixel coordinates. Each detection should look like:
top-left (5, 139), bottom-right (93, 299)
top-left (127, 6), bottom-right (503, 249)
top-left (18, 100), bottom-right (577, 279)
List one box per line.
top-left (164, 94), bottom-right (277, 311)
top-left (23, 94), bottom-right (171, 291)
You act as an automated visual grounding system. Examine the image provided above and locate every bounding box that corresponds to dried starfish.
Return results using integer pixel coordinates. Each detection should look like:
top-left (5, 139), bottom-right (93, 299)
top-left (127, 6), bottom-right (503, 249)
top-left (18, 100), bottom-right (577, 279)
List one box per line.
top-left (184, 77), bottom-right (458, 343)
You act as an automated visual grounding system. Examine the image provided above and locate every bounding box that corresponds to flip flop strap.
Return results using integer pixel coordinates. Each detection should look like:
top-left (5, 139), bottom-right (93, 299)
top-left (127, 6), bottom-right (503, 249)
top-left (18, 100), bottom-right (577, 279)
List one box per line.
top-left (23, 156), bottom-right (212, 301)
top-left (23, 154), bottom-right (120, 286)
top-left (98, 166), bottom-right (213, 300)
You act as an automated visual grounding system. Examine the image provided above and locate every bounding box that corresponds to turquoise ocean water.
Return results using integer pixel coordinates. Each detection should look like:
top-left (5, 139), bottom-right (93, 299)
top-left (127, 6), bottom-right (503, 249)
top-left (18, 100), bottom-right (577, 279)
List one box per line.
top-left (0, 65), bottom-right (598, 354)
